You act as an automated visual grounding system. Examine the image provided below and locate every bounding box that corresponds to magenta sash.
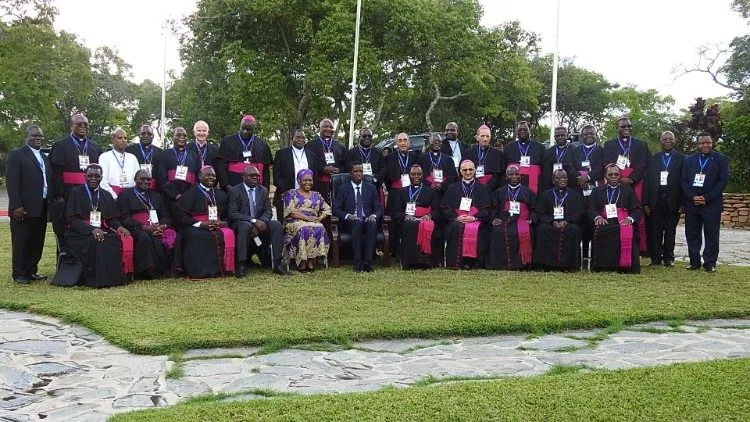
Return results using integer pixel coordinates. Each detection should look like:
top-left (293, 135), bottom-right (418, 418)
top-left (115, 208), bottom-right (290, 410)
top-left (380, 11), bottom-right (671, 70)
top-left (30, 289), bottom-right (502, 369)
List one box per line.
top-left (414, 206), bottom-right (434, 255)
top-left (194, 214), bottom-right (236, 272)
top-left (456, 206), bottom-right (480, 258)
top-left (111, 186), bottom-right (124, 196)
top-left (503, 200), bottom-right (533, 265)
top-left (62, 172), bottom-right (86, 185)
top-left (120, 234), bottom-right (134, 274)
top-left (620, 167), bottom-right (647, 254)
top-left (149, 179), bottom-right (158, 190)
top-left (227, 161), bottom-right (265, 186)
top-left (167, 169), bottom-right (196, 185)
top-left (477, 175), bottom-right (492, 185)
top-left (508, 163), bottom-right (541, 194)
top-left (132, 211), bottom-right (177, 249)
top-left (599, 208), bottom-right (633, 268)
top-left (390, 179), bottom-right (404, 189)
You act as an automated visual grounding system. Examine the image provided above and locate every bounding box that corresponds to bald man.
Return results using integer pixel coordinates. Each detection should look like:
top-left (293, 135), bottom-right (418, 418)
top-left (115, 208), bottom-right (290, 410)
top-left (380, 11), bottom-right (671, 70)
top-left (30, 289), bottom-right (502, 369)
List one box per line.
top-left (99, 128), bottom-right (141, 199)
top-left (308, 118), bottom-right (345, 200)
top-left (463, 124), bottom-right (505, 190)
top-left (643, 131), bottom-right (685, 267)
top-left (217, 115), bottom-right (273, 190)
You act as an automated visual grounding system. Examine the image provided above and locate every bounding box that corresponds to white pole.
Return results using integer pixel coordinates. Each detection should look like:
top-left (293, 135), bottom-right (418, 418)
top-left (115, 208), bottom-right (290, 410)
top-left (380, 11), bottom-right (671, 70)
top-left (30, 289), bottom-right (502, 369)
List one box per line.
top-left (348, 0), bottom-right (363, 149)
top-left (549, 0), bottom-right (560, 147)
top-left (161, 19), bottom-right (168, 146)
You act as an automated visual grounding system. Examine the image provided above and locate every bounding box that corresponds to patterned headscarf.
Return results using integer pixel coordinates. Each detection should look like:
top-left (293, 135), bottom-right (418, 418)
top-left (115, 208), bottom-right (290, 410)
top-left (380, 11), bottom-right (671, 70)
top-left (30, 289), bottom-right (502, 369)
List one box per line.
top-left (296, 168), bottom-right (314, 183)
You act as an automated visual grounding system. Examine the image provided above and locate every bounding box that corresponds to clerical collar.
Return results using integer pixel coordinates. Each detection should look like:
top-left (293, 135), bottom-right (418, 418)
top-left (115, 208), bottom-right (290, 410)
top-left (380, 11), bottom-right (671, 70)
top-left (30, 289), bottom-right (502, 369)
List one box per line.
top-left (195, 140), bottom-right (207, 146)
top-left (508, 183), bottom-right (521, 189)
top-left (518, 139), bottom-right (529, 145)
top-left (619, 136), bottom-right (630, 143)
top-left (462, 178), bottom-right (475, 184)
top-left (431, 151), bottom-right (440, 155)
top-left (663, 150), bottom-right (672, 155)
top-left (556, 188), bottom-right (567, 194)
top-left (583, 143), bottom-right (595, 148)
top-left (292, 145), bottom-right (305, 152)
top-left (70, 133), bottom-right (86, 142)
top-left (141, 143), bottom-right (151, 149)
top-left (199, 183), bottom-right (212, 191)
top-left (608, 183), bottom-right (620, 188)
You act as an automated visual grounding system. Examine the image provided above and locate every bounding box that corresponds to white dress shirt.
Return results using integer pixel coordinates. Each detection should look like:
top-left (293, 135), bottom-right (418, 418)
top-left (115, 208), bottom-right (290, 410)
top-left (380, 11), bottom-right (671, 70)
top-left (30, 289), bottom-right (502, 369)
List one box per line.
top-left (28, 145), bottom-right (48, 199)
top-left (99, 149), bottom-right (141, 199)
top-left (449, 140), bottom-right (463, 168)
top-left (292, 146), bottom-right (309, 189)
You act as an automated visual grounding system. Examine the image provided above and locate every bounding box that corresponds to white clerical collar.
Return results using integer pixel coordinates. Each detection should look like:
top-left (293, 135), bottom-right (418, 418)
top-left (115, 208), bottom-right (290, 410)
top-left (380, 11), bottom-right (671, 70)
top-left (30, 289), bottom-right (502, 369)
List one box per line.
top-left (292, 146), bottom-right (305, 152)
top-left (199, 183), bottom-right (212, 191)
top-left (508, 184), bottom-right (521, 189)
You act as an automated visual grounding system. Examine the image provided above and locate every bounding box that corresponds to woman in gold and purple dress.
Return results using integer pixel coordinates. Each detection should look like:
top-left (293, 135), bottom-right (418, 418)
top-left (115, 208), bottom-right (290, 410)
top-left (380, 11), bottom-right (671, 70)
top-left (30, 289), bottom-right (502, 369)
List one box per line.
top-left (283, 169), bottom-right (332, 272)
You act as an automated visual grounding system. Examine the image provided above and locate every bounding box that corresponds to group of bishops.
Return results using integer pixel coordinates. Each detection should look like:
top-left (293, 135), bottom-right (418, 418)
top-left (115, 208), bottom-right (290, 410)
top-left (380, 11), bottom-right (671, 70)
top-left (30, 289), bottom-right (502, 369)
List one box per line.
top-left (7, 113), bottom-right (729, 286)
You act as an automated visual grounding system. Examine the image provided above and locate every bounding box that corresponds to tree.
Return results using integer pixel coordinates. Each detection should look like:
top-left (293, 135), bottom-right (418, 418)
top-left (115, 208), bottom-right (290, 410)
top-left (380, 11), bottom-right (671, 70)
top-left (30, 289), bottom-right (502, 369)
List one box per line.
top-left (602, 87), bottom-right (675, 150)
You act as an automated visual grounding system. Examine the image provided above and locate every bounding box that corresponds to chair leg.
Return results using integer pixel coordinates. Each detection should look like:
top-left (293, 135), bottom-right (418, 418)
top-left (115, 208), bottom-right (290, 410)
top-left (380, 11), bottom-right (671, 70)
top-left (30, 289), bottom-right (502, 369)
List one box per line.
top-left (381, 221), bottom-right (391, 268)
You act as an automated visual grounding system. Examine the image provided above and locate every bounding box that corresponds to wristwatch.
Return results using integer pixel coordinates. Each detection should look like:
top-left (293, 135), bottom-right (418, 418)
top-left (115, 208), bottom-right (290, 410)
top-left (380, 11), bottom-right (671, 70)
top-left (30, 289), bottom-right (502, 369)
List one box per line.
top-left (251, 219), bottom-right (257, 224)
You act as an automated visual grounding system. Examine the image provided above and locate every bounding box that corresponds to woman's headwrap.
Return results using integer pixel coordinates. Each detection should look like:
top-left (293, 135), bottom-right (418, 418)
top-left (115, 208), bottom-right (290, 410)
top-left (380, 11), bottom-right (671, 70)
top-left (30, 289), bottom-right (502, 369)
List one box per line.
top-left (296, 168), bottom-right (314, 183)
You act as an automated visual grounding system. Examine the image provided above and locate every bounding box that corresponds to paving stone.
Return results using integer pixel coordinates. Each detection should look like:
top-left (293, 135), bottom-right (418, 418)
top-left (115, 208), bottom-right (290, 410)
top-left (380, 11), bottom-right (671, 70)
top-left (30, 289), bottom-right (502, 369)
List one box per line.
top-left (129, 376), bottom-right (159, 393)
top-left (182, 360), bottom-right (244, 377)
top-left (36, 403), bottom-right (99, 419)
top-left (250, 350), bottom-right (329, 367)
top-left (458, 335), bottom-right (526, 347)
top-left (684, 319), bottom-right (750, 328)
top-left (220, 373), bottom-right (290, 392)
top-left (183, 347), bottom-right (260, 359)
top-left (0, 367), bottom-right (41, 391)
top-left (629, 321), bottom-right (675, 331)
top-left (165, 379), bottom-right (211, 398)
top-left (0, 392), bottom-right (40, 411)
top-left (0, 409), bottom-right (31, 421)
top-left (0, 340), bottom-right (67, 356)
top-left (560, 329), bottom-right (605, 339)
top-left (51, 386), bottom-right (118, 402)
top-left (220, 393), bottom-right (269, 402)
top-left (518, 335), bottom-right (589, 351)
top-left (112, 394), bottom-right (166, 409)
top-left (24, 362), bottom-right (79, 377)
top-left (352, 338), bottom-right (447, 353)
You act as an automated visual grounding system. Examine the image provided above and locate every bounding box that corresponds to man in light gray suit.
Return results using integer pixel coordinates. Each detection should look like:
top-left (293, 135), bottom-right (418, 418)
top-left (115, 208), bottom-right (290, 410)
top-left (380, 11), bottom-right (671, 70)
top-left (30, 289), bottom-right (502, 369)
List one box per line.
top-left (228, 165), bottom-right (290, 277)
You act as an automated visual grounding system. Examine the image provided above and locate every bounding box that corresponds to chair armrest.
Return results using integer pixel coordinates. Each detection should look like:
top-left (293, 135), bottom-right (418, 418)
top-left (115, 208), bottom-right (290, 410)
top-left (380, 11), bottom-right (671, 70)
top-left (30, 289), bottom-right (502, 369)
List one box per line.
top-left (330, 216), bottom-right (340, 267)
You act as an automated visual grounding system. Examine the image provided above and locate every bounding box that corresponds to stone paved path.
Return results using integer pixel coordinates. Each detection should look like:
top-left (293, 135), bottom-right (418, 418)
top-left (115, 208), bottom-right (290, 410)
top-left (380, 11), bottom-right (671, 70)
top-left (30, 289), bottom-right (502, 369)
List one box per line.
top-left (2, 310), bottom-right (749, 421)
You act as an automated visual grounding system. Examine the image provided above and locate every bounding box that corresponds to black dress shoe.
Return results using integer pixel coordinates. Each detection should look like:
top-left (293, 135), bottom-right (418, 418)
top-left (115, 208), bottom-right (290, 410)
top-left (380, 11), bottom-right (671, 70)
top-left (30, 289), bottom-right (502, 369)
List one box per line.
top-left (649, 260), bottom-right (662, 266)
top-left (235, 266), bottom-right (248, 278)
top-left (663, 261), bottom-right (674, 267)
top-left (13, 277), bottom-right (31, 284)
top-left (273, 266), bottom-right (291, 276)
top-left (27, 274), bottom-right (48, 281)
top-left (686, 264), bottom-right (702, 270)
top-left (353, 261), bottom-right (362, 273)
top-left (705, 265), bottom-right (716, 273)
top-left (363, 261), bottom-right (373, 273)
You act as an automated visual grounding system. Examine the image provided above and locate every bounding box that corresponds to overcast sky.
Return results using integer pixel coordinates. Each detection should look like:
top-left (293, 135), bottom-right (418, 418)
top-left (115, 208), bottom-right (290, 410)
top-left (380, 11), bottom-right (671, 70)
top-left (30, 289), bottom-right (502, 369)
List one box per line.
top-left (56, 0), bottom-right (747, 110)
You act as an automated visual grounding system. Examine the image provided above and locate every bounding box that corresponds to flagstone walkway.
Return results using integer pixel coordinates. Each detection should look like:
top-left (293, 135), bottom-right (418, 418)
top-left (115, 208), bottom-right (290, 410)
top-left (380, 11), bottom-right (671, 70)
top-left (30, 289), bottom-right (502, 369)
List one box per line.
top-left (1, 310), bottom-right (749, 421)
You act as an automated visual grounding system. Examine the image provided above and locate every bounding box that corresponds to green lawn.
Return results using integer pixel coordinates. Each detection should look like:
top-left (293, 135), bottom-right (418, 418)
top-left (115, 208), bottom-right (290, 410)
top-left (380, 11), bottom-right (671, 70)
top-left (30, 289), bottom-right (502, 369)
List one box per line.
top-left (112, 358), bottom-right (750, 421)
top-left (0, 224), bottom-right (749, 355)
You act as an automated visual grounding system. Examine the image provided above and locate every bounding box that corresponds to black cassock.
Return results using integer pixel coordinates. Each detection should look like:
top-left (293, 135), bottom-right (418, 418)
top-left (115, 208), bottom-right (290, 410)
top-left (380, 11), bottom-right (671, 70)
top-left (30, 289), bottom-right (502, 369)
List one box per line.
top-left (157, 147), bottom-right (200, 202)
top-left (502, 140), bottom-right (545, 194)
top-left (587, 185), bottom-right (642, 273)
top-left (416, 152), bottom-right (459, 195)
top-left (173, 185), bottom-right (233, 279)
top-left (391, 184), bottom-right (442, 267)
top-left (488, 185), bottom-right (537, 270)
top-left (62, 185), bottom-right (130, 287)
top-left (533, 188), bottom-right (585, 270)
top-left (463, 145), bottom-right (505, 191)
top-left (441, 180), bottom-right (493, 268)
top-left (117, 187), bottom-right (174, 277)
top-left (217, 133), bottom-right (273, 189)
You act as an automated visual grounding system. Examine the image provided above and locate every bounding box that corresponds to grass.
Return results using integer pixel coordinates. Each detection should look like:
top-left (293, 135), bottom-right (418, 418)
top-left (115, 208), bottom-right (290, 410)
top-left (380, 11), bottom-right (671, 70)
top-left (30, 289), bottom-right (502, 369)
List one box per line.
top-left (111, 358), bottom-right (750, 421)
top-left (1, 224), bottom-right (749, 355)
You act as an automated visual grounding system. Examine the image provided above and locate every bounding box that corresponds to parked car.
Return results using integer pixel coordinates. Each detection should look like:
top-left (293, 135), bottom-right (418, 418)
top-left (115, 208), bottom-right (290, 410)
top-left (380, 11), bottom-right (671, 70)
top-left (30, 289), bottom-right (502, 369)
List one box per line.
top-left (375, 133), bottom-right (436, 155)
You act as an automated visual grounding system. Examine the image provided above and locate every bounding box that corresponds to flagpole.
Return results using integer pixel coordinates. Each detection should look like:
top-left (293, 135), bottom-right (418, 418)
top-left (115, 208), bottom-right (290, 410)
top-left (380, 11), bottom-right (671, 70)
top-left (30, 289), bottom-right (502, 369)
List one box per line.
top-left (161, 18), bottom-right (168, 147)
top-left (549, 0), bottom-right (560, 147)
top-left (348, 0), bottom-right (362, 149)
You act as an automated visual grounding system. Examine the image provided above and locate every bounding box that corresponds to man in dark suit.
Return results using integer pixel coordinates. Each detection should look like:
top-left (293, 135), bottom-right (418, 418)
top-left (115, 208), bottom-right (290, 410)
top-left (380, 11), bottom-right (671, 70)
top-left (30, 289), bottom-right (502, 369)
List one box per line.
top-left (681, 132), bottom-right (730, 273)
top-left (228, 165), bottom-right (290, 277)
top-left (6, 125), bottom-right (55, 283)
top-left (442, 122), bottom-right (468, 171)
top-left (333, 162), bottom-right (383, 272)
top-left (273, 129), bottom-right (317, 221)
top-left (644, 131), bottom-right (685, 267)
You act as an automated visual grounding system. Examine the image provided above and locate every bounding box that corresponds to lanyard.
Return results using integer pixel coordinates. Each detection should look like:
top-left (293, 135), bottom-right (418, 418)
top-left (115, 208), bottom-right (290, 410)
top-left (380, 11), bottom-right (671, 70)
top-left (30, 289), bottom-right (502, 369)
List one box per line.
top-left (553, 189), bottom-right (569, 207)
top-left (555, 146), bottom-right (567, 163)
top-left (70, 135), bottom-right (89, 155)
top-left (358, 146), bottom-right (372, 163)
top-left (518, 141), bottom-right (530, 156)
top-left (429, 152), bottom-right (441, 168)
top-left (322, 138), bottom-right (333, 152)
top-left (172, 148), bottom-right (187, 166)
top-left (200, 186), bottom-right (217, 206)
top-left (112, 150), bottom-right (126, 171)
top-left (581, 144), bottom-right (595, 162)
top-left (661, 152), bottom-right (672, 171)
top-left (195, 142), bottom-right (208, 164)
top-left (237, 133), bottom-right (254, 152)
top-left (292, 147), bottom-right (306, 166)
top-left (450, 141), bottom-right (460, 156)
top-left (133, 189), bottom-right (154, 210)
top-left (397, 151), bottom-right (410, 173)
top-left (138, 143), bottom-right (154, 163)
top-left (507, 185), bottom-right (521, 201)
top-left (408, 184), bottom-right (422, 202)
top-left (27, 146), bottom-right (45, 172)
top-left (461, 180), bottom-right (475, 197)
top-left (607, 186), bottom-right (620, 205)
top-left (84, 184), bottom-right (99, 211)
top-left (617, 137), bottom-right (630, 156)
top-left (477, 146), bottom-right (487, 165)
top-left (698, 155), bottom-right (709, 173)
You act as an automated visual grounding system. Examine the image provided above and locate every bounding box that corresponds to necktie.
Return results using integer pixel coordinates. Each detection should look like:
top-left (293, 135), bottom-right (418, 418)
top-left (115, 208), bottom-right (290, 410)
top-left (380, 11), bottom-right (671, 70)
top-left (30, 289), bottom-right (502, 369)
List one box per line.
top-left (355, 185), bottom-right (363, 218)
top-left (247, 187), bottom-right (256, 218)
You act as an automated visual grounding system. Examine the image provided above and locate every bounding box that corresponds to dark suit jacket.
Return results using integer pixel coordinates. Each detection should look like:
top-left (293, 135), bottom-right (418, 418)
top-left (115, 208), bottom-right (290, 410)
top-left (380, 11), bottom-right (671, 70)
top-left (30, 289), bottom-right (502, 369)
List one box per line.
top-left (644, 150), bottom-right (685, 211)
top-left (227, 182), bottom-right (274, 225)
top-left (680, 150), bottom-right (730, 212)
top-left (273, 146), bottom-right (318, 197)
top-left (441, 139), bottom-right (468, 158)
top-left (333, 180), bottom-right (383, 220)
top-left (6, 145), bottom-right (55, 218)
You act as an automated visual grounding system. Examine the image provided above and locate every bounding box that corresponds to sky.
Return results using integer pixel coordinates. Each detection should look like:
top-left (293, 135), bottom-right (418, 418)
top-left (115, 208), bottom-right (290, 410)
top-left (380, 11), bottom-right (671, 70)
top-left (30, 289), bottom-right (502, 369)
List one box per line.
top-left (55, 0), bottom-right (748, 111)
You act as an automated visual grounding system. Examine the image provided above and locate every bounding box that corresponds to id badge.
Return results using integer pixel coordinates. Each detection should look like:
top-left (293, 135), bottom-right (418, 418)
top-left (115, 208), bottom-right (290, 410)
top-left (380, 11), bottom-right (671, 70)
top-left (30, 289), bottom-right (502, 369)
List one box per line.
top-left (583, 189), bottom-right (592, 197)
top-left (520, 156), bottom-right (531, 167)
top-left (148, 210), bottom-right (159, 225)
top-left (362, 163), bottom-right (373, 176)
top-left (89, 210), bottom-right (101, 228)
top-left (208, 205), bottom-right (218, 221)
top-left (406, 202), bottom-right (416, 216)
top-left (119, 172), bottom-right (128, 184)
top-left (616, 155), bottom-right (629, 170)
top-left (553, 163), bottom-right (563, 172)
top-left (459, 197), bottom-right (472, 212)
top-left (581, 160), bottom-right (590, 169)
top-left (605, 204), bottom-right (618, 219)
top-left (78, 155), bottom-right (90, 170)
top-left (242, 150), bottom-right (252, 158)
top-left (509, 200), bottom-right (521, 216)
top-left (400, 174), bottom-right (410, 187)
top-left (433, 169), bottom-right (444, 183)
top-left (324, 152), bottom-right (335, 165)
top-left (140, 163), bottom-right (152, 175)
top-left (553, 206), bottom-right (564, 220)
top-left (175, 165), bottom-right (188, 181)
top-left (660, 171), bottom-right (669, 186)
top-left (693, 173), bottom-right (705, 187)
top-left (475, 165), bottom-right (485, 177)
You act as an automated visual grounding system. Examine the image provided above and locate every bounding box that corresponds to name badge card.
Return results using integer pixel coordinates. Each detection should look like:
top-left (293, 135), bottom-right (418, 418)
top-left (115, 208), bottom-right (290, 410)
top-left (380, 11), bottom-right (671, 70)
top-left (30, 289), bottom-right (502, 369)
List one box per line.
top-left (693, 173), bottom-right (705, 187)
top-left (175, 165), bottom-right (188, 181)
top-left (581, 160), bottom-right (590, 168)
top-left (89, 210), bottom-right (101, 228)
top-left (509, 200), bottom-right (521, 216)
top-left (616, 155), bottom-right (630, 170)
top-left (520, 156), bottom-right (531, 167)
top-left (362, 163), bottom-right (373, 176)
top-left (452, 155), bottom-right (460, 168)
top-left (208, 205), bottom-right (218, 221)
top-left (475, 165), bottom-right (485, 177)
top-left (605, 204), bottom-right (618, 219)
top-left (459, 197), bottom-right (472, 212)
top-left (324, 152), bottom-right (335, 164)
top-left (119, 172), bottom-right (128, 184)
top-left (433, 169), bottom-right (444, 183)
top-left (406, 202), bottom-right (416, 216)
top-left (148, 210), bottom-right (159, 225)
top-left (660, 171), bottom-right (669, 186)
top-left (400, 174), bottom-right (410, 187)
top-left (140, 163), bottom-right (152, 175)
top-left (242, 150), bottom-right (252, 159)
top-left (553, 163), bottom-right (563, 172)
top-left (583, 188), bottom-right (592, 197)
top-left (78, 155), bottom-right (90, 170)
top-left (553, 206), bottom-right (564, 220)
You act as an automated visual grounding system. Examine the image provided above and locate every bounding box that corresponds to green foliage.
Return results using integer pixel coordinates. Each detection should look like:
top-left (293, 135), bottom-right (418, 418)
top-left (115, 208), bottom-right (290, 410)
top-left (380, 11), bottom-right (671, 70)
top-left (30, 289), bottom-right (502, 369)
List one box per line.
top-left (721, 103), bottom-right (750, 192)
top-left (602, 87), bottom-right (676, 150)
